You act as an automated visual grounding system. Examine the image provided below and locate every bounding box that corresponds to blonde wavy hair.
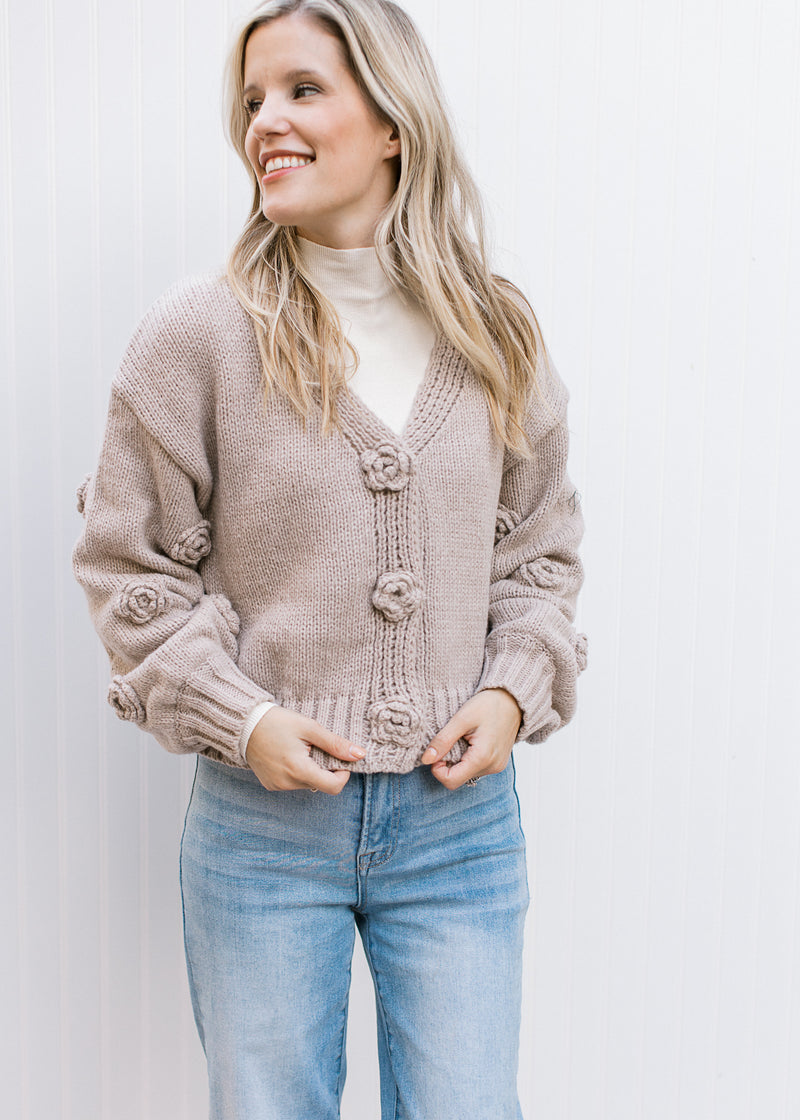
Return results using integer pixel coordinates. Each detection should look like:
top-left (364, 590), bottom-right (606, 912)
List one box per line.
top-left (223, 0), bottom-right (545, 457)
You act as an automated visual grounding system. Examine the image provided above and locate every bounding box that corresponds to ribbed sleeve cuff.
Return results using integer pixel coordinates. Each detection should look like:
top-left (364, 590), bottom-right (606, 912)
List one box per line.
top-left (239, 700), bottom-right (277, 761)
top-left (476, 644), bottom-right (557, 742)
top-left (175, 653), bottom-right (275, 765)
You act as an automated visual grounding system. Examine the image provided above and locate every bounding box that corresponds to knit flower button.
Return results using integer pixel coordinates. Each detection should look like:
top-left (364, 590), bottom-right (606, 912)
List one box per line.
top-left (210, 593), bottom-right (240, 637)
top-left (574, 631), bottom-right (588, 673)
top-left (494, 504), bottom-right (520, 544)
top-left (521, 558), bottom-right (565, 590)
top-left (115, 577), bottom-right (167, 625)
top-left (169, 521), bottom-right (212, 565)
top-left (107, 676), bottom-right (145, 723)
top-left (76, 474), bottom-right (91, 515)
top-left (359, 444), bottom-right (413, 492)
top-left (367, 697), bottom-right (422, 746)
top-left (371, 570), bottom-right (423, 622)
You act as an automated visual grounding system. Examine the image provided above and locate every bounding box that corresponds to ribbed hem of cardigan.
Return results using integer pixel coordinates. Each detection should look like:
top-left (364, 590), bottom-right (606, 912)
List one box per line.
top-left (476, 644), bottom-right (557, 742)
top-left (260, 682), bottom-right (477, 774)
top-left (176, 653), bottom-right (275, 766)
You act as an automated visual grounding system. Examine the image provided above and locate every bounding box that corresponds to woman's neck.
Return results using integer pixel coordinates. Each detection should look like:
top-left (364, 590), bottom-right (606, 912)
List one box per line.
top-left (296, 235), bottom-right (393, 308)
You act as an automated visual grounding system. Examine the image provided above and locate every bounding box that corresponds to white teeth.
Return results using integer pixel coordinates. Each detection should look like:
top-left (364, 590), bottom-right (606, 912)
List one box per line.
top-left (263, 155), bottom-right (313, 175)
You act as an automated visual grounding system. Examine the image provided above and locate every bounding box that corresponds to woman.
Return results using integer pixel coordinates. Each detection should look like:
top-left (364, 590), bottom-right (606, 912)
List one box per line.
top-left (73, 1), bottom-right (587, 1116)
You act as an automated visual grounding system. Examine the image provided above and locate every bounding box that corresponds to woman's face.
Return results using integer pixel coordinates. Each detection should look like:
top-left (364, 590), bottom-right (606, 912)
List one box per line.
top-left (242, 13), bottom-right (400, 249)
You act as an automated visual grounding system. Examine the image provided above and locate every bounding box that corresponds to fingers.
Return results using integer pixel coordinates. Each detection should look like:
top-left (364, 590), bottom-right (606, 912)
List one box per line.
top-left (431, 749), bottom-right (487, 790)
top-left (256, 708), bottom-right (365, 764)
top-left (298, 720), bottom-right (363, 793)
top-left (247, 708), bottom-right (364, 795)
top-left (420, 712), bottom-right (476, 766)
top-left (431, 748), bottom-right (511, 790)
top-left (312, 723), bottom-right (366, 765)
top-left (423, 690), bottom-right (521, 789)
top-left (295, 757), bottom-right (351, 796)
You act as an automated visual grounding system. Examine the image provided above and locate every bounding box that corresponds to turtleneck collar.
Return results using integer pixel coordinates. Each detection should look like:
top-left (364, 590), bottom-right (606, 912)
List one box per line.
top-left (296, 235), bottom-right (393, 306)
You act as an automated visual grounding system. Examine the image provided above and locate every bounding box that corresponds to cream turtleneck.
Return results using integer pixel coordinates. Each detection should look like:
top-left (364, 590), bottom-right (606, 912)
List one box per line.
top-left (296, 235), bottom-right (437, 436)
top-left (240, 237), bottom-right (437, 758)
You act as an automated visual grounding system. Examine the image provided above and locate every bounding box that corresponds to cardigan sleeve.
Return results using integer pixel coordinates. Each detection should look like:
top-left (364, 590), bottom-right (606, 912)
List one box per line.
top-left (72, 384), bottom-right (274, 766)
top-left (476, 357), bottom-right (587, 743)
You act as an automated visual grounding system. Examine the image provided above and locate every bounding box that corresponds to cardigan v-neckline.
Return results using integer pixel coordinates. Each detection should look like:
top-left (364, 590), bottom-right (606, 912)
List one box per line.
top-left (333, 332), bottom-right (469, 455)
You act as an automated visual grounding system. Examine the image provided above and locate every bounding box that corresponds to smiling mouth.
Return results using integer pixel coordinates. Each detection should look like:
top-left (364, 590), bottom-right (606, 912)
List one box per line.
top-left (261, 155), bottom-right (315, 179)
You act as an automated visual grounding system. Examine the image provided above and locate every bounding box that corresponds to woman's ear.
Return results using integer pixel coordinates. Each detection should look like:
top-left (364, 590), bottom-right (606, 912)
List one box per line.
top-left (385, 126), bottom-right (401, 159)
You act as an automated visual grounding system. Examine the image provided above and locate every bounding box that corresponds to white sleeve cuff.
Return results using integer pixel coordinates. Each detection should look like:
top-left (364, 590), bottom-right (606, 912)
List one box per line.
top-left (239, 700), bottom-right (277, 762)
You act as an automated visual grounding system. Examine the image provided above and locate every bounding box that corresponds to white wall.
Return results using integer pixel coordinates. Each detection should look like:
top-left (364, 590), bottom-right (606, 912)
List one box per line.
top-left (2, 0), bottom-right (798, 1117)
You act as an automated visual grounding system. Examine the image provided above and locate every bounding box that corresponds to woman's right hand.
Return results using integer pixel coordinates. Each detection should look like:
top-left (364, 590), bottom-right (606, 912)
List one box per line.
top-left (246, 707), bottom-right (365, 794)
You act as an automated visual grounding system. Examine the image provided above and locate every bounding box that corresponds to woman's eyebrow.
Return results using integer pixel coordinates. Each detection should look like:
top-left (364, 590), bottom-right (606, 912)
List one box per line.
top-left (284, 68), bottom-right (326, 84)
top-left (242, 69), bottom-right (327, 96)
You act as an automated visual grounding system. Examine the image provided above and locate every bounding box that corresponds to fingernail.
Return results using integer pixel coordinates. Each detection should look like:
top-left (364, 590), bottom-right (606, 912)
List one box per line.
top-left (350, 745), bottom-right (366, 759)
top-left (422, 748), bottom-right (437, 764)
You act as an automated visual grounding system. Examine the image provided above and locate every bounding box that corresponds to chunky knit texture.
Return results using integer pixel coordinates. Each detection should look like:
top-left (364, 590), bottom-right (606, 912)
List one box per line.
top-left (72, 269), bottom-right (587, 774)
top-left (240, 237), bottom-right (437, 757)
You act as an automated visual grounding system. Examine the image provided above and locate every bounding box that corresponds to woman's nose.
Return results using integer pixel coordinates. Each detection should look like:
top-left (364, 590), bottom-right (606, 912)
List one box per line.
top-left (250, 98), bottom-right (291, 138)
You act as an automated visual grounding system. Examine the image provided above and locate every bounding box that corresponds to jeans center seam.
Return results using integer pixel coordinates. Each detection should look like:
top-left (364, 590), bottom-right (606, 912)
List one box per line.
top-left (360, 774), bottom-right (399, 868)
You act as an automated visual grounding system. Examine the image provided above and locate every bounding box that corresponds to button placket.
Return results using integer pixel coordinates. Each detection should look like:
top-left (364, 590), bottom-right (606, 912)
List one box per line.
top-left (332, 342), bottom-right (469, 760)
top-left (358, 440), bottom-right (428, 752)
top-left (360, 443), bottom-right (421, 625)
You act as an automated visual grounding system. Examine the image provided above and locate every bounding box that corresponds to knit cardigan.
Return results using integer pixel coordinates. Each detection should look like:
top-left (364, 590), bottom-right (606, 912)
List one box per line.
top-left (238, 236), bottom-right (437, 755)
top-left (72, 270), bottom-right (587, 774)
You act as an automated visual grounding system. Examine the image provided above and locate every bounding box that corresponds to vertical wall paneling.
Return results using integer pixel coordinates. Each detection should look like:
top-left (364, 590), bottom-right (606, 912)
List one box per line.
top-left (3, 0), bottom-right (800, 1117)
top-left (1, 0), bottom-right (23, 1113)
top-left (772, 12), bottom-right (800, 1117)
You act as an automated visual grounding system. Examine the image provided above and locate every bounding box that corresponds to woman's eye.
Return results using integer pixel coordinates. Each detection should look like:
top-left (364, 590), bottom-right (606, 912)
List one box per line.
top-left (244, 84), bottom-right (319, 115)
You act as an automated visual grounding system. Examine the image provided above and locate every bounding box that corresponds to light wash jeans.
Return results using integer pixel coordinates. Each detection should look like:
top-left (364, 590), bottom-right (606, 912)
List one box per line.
top-left (179, 753), bottom-right (529, 1120)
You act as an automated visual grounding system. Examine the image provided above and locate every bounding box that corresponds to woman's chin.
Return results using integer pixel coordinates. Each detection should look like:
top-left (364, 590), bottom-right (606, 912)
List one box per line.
top-left (260, 200), bottom-right (307, 229)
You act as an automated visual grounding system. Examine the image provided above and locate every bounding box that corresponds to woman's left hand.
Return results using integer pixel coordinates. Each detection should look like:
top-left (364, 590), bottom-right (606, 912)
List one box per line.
top-left (421, 687), bottom-right (523, 789)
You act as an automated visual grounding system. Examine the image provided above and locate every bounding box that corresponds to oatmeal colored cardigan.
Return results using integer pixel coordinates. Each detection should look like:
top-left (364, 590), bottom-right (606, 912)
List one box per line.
top-left (72, 271), bottom-right (587, 774)
top-left (238, 235), bottom-right (437, 755)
